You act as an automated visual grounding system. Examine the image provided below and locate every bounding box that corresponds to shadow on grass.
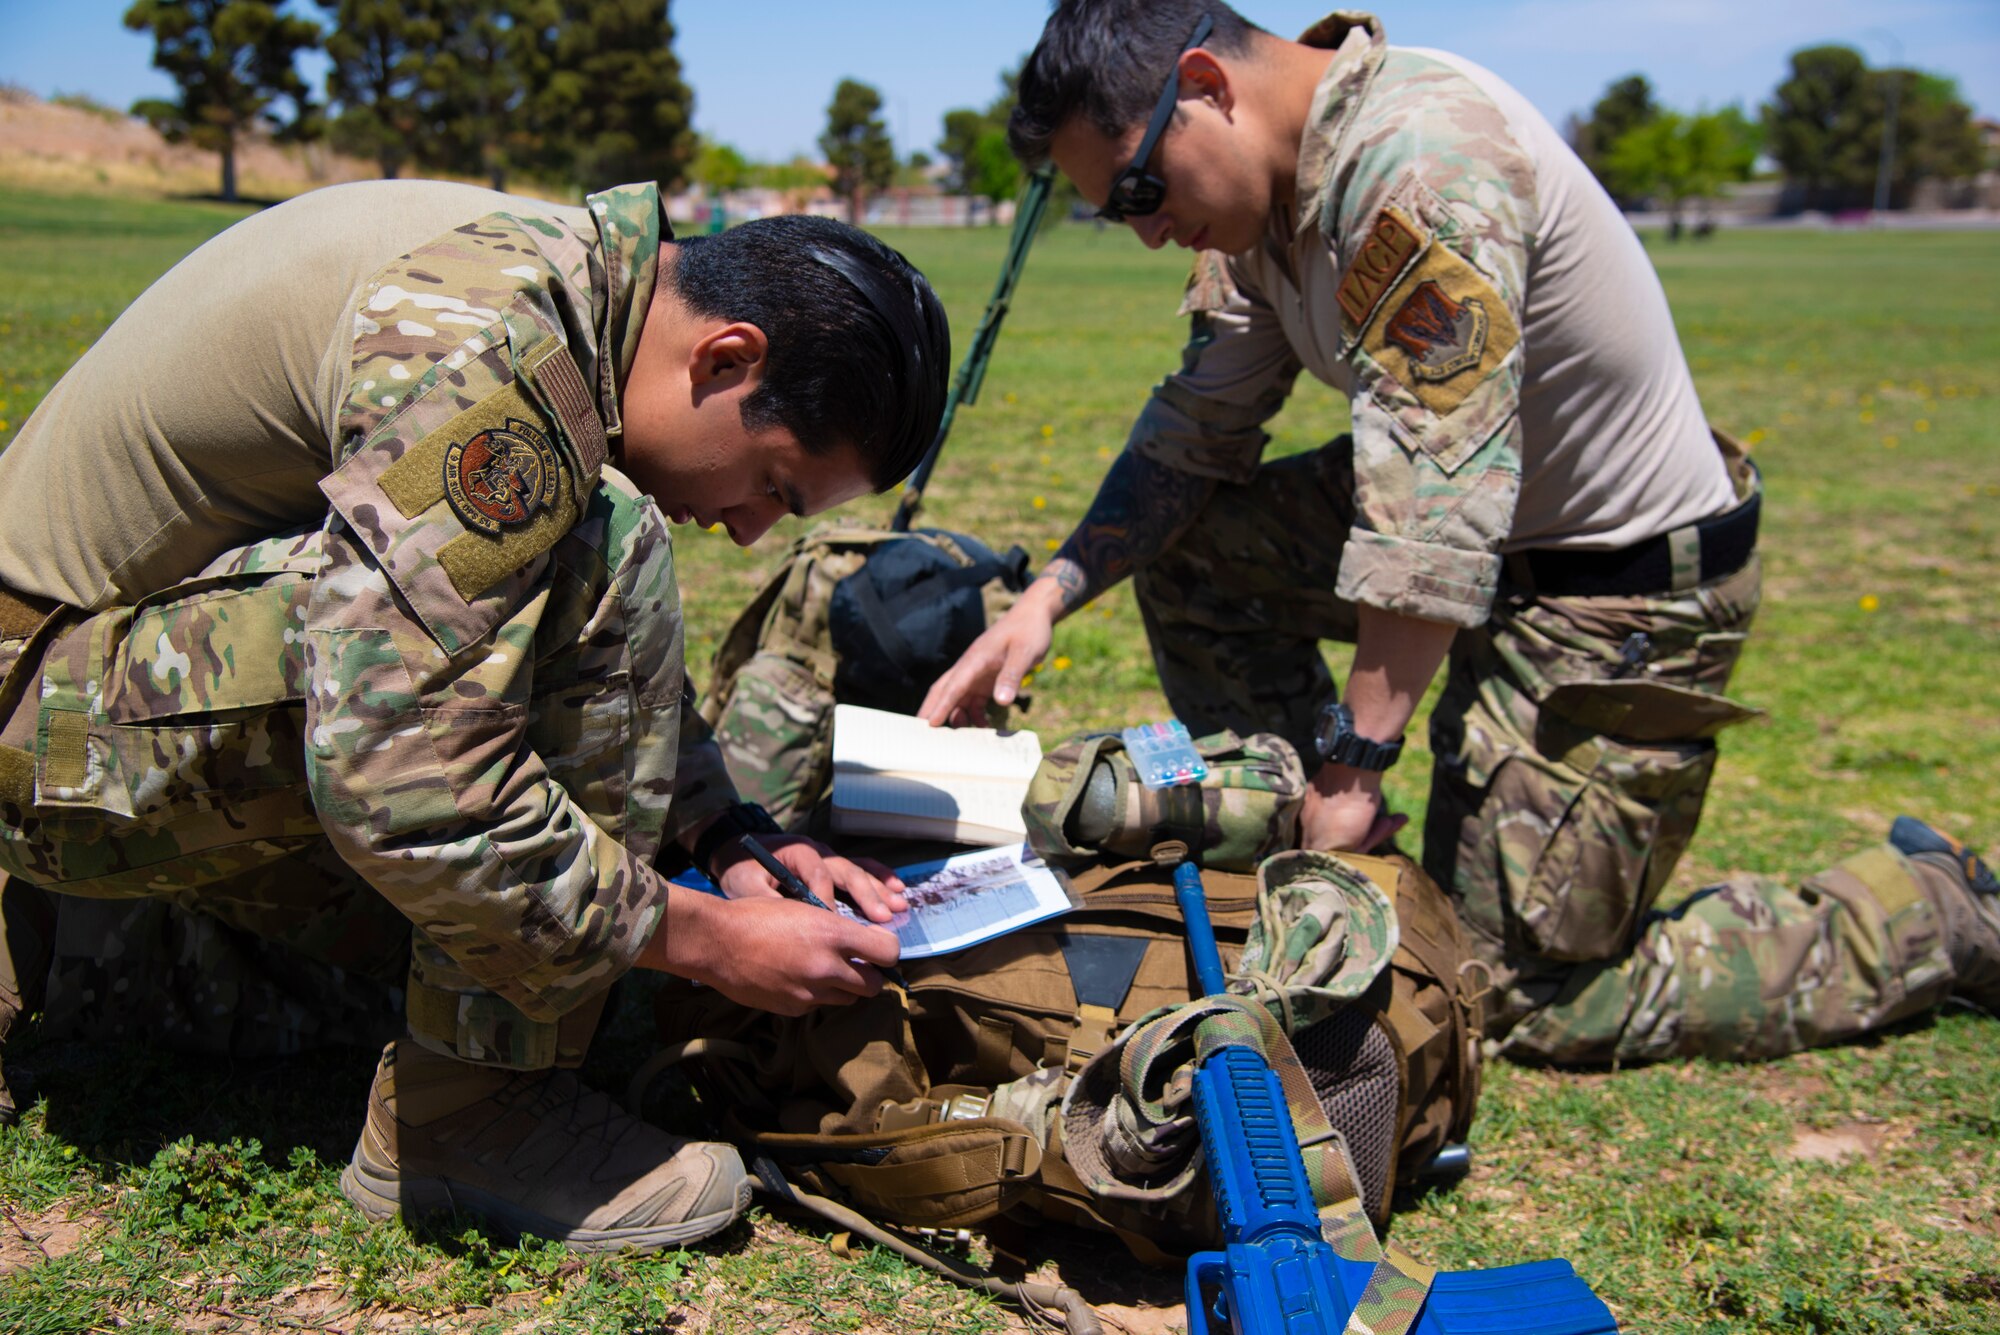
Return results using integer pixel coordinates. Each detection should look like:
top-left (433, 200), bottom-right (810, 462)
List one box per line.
top-left (11, 1022), bottom-right (378, 1174)
top-left (166, 191), bottom-right (284, 211)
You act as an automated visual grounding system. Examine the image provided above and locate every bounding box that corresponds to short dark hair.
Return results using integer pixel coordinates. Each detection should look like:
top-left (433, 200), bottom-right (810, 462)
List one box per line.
top-left (666, 215), bottom-right (950, 492)
top-left (1009, 0), bottom-right (1264, 167)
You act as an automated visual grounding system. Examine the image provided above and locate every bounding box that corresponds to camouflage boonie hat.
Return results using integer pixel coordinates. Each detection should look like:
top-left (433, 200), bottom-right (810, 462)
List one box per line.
top-left (1020, 728), bottom-right (1306, 871)
top-left (1059, 849), bottom-right (1400, 1207)
top-left (1238, 849), bottom-right (1400, 1027)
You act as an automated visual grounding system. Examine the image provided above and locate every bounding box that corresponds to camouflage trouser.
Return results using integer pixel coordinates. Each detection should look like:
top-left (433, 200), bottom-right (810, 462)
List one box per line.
top-left (1136, 439), bottom-right (1960, 1064)
top-left (0, 586), bottom-right (602, 1071)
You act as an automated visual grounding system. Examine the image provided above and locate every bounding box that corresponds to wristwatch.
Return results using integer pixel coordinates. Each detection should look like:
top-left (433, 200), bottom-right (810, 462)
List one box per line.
top-left (690, 801), bottom-right (784, 878)
top-left (1312, 701), bottom-right (1404, 772)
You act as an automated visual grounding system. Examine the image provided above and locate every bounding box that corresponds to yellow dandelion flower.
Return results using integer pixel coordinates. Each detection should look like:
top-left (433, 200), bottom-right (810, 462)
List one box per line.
top-left (1053, 656), bottom-right (1073, 671)
top-left (1858, 595), bottom-right (1879, 612)
top-left (1039, 452), bottom-right (1052, 466)
top-left (1858, 411), bottom-right (1875, 423)
top-left (1914, 419), bottom-right (1930, 433)
top-left (1745, 428), bottom-right (1767, 445)
top-left (1049, 474), bottom-right (1063, 485)
top-left (1097, 446), bottom-right (1112, 460)
top-left (1883, 435), bottom-right (1899, 448)
top-left (1784, 361), bottom-right (1800, 373)
top-left (1044, 538), bottom-right (1060, 551)
top-left (1003, 391), bottom-right (1018, 405)
top-left (1943, 386), bottom-right (1960, 399)
top-left (990, 462), bottom-right (1003, 474)
top-left (1040, 424), bottom-right (1055, 439)
top-left (1032, 496), bottom-right (1047, 509)
top-left (1021, 671), bottom-right (1036, 689)
top-left (0, 420), bottom-right (8, 434)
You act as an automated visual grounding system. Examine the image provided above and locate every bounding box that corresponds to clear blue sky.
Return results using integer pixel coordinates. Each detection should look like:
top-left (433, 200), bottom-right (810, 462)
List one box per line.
top-left (3, 1), bottom-right (1995, 163)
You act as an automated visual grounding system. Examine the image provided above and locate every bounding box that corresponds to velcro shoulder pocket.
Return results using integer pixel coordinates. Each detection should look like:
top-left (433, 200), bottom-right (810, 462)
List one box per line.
top-left (322, 305), bottom-right (588, 656)
top-left (1341, 181), bottom-right (1522, 476)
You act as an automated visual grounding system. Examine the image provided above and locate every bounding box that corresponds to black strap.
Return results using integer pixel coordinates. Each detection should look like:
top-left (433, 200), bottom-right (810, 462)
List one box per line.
top-left (1514, 489), bottom-right (1760, 599)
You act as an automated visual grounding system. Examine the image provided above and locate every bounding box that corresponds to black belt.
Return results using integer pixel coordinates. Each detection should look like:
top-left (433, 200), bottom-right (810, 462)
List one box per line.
top-left (1510, 489), bottom-right (1760, 599)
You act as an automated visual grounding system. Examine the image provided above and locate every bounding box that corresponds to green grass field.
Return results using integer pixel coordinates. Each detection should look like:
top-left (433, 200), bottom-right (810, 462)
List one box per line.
top-left (1, 191), bottom-right (1996, 1333)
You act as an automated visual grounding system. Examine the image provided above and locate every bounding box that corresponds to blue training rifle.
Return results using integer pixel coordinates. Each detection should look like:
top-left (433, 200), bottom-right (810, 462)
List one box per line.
top-left (1173, 859), bottom-right (1622, 1335)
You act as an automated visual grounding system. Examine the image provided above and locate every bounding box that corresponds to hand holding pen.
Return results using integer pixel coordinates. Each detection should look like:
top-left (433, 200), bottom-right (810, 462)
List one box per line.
top-left (736, 835), bottom-right (910, 990)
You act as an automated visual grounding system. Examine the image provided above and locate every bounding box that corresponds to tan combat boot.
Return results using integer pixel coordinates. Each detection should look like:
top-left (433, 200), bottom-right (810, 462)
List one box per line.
top-left (1890, 815), bottom-right (2000, 1010)
top-left (0, 875), bottom-right (56, 1126)
top-left (340, 1039), bottom-right (752, 1251)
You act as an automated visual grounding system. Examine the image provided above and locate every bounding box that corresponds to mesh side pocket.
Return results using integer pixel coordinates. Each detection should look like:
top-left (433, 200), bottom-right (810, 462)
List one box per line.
top-left (1295, 1008), bottom-right (1401, 1220)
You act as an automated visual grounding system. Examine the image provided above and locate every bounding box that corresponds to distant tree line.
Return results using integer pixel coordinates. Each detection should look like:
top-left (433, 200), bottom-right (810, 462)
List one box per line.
top-left (1572, 45), bottom-right (1985, 223)
top-left (123, 0), bottom-right (695, 202)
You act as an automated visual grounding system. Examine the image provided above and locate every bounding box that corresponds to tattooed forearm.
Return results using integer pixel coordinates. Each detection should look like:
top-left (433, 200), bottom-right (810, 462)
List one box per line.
top-left (1036, 450), bottom-right (1215, 613)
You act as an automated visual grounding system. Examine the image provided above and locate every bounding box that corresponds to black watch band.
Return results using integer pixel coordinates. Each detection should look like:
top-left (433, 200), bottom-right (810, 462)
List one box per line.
top-left (1313, 702), bottom-right (1405, 772)
top-left (690, 802), bottom-right (783, 877)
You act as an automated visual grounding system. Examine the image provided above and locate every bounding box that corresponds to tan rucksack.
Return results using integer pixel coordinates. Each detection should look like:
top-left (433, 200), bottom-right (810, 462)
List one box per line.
top-left (647, 850), bottom-right (1485, 1271)
top-left (701, 526), bottom-right (1029, 829)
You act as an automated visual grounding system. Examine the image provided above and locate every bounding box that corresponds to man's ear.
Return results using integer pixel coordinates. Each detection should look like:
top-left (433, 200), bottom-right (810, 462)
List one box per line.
top-left (1178, 48), bottom-right (1232, 113)
top-left (688, 321), bottom-right (770, 389)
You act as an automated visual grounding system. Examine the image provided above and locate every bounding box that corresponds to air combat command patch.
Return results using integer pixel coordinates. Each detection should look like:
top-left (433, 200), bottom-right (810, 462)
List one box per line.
top-left (444, 417), bottom-right (561, 535)
top-left (1384, 281), bottom-right (1489, 382)
top-left (1345, 206), bottom-right (1520, 420)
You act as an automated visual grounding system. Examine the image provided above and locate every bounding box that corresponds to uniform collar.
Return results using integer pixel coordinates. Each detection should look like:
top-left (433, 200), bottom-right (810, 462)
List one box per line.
top-left (584, 182), bottom-right (670, 443)
top-left (1292, 12), bottom-right (1388, 242)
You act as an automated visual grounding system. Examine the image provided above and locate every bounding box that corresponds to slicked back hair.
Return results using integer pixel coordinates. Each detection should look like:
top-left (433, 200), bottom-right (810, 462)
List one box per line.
top-left (666, 215), bottom-right (950, 492)
top-left (1009, 0), bottom-right (1265, 167)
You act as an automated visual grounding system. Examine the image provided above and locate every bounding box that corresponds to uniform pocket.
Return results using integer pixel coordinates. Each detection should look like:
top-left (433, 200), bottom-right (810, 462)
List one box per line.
top-left (1498, 734), bottom-right (1717, 962)
top-left (709, 651), bottom-right (834, 829)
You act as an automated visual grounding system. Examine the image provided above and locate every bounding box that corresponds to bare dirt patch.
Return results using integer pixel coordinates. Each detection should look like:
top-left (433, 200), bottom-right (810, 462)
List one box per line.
top-left (1787, 1120), bottom-right (1889, 1163)
top-left (0, 89), bottom-right (377, 202)
top-left (0, 1197), bottom-right (105, 1275)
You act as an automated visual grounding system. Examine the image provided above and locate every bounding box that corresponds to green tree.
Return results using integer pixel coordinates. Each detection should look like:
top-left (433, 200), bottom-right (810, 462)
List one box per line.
top-left (820, 78), bottom-right (894, 224)
top-left (938, 107), bottom-right (986, 192)
top-left (1575, 74), bottom-right (1660, 202)
top-left (1763, 47), bottom-right (1984, 210)
top-left (422, 0), bottom-right (541, 192)
top-left (123, 0), bottom-right (321, 202)
top-left (318, 0), bottom-right (444, 179)
top-left (967, 128), bottom-right (1020, 222)
top-left (691, 138), bottom-right (750, 193)
top-left (1606, 107), bottom-right (1761, 230)
top-left (1883, 72), bottom-right (1983, 201)
top-left (1762, 45), bottom-right (1875, 209)
top-left (522, 0), bottom-right (696, 193)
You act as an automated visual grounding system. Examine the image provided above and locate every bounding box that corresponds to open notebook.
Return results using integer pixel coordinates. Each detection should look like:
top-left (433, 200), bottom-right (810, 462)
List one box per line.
top-left (829, 704), bottom-right (1043, 845)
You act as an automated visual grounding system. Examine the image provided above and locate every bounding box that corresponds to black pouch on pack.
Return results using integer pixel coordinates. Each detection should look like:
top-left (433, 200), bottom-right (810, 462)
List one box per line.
top-left (828, 531), bottom-right (1029, 714)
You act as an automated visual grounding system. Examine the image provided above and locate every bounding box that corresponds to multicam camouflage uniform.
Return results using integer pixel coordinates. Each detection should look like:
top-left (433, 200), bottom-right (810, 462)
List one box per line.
top-left (1122, 15), bottom-right (1966, 1063)
top-left (0, 184), bottom-right (737, 1069)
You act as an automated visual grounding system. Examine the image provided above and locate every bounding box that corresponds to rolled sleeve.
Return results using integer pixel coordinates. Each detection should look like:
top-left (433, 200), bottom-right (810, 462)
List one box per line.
top-left (1335, 530), bottom-right (1499, 627)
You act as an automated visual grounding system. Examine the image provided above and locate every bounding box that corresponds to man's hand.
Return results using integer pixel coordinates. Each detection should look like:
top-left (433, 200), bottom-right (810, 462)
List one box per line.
top-left (1300, 762), bottom-right (1407, 854)
top-left (711, 835), bottom-right (908, 922)
top-left (918, 581), bottom-right (1060, 726)
top-left (644, 888), bottom-right (903, 1016)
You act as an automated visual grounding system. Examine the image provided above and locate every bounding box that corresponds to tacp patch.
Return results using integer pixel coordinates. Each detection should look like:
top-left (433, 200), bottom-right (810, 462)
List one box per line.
top-left (1337, 207), bottom-right (1426, 336)
top-left (1359, 239), bottom-right (1519, 419)
top-left (444, 417), bottom-right (561, 535)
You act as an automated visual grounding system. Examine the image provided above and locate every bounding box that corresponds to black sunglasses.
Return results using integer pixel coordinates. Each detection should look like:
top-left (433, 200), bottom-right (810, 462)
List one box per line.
top-left (1096, 15), bottom-right (1215, 223)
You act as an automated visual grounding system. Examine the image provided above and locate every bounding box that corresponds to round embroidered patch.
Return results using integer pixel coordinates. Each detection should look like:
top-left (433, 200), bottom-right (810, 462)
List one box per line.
top-left (443, 417), bottom-right (562, 535)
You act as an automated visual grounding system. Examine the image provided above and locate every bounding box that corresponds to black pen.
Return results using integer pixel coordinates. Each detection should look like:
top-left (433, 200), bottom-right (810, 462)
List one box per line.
top-left (736, 835), bottom-right (908, 989)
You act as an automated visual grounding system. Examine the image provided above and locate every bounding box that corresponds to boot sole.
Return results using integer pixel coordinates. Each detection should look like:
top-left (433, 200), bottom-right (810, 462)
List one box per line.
top-left (340, 1159), bottom-right (753, 1253)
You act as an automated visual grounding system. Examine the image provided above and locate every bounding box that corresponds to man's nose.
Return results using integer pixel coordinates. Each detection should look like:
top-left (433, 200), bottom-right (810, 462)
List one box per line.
top-left (1131, 214), bottom-right (1173, 250)
top-left (728, 502), bottom-right (780, 547)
